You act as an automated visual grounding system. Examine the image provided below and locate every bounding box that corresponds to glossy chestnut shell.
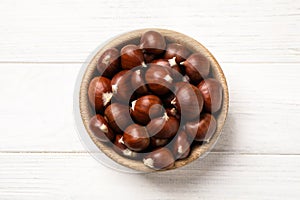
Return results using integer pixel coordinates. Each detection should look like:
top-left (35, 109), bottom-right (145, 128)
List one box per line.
top-left (97, 48), bottom-right (120, 78)
top-left (143, 147), bottom-right (175, 170)
top-left (185, 113), bottom-right (217, 142)
top-left (172, 130), bottom-right (191, 159)
top-left (88, 76), bottom-right (112, 113)
top-left (131, 69), bottom-right (148, 95)
top-left (164, 43), bottom-right (190, 63)
top-left (182, 53), bottom-right (210, 84)
top-left (146, 113), bottom-right (179, 139)
top-left (198, 78), bottom-right (223, 113)
top-left (113, 134), bottom-right (138, 159)
top-left (104, 103), bottom-right (132, 134)
top-left (111, 70), bottom-right (133, 102)
top-left (145, 64), bottom-right (174, 96)
top-left (130, 95), bottom-right (163, 125)
top-left (150, 137), bottom-right (169, 148)
top-left (140, 31), bottom-right (166, 55)
top-left (121, 44), bottom-right (146, 69)
top-left (89, 114), bottom-right (114, 142)
top-left (172, 83), bottom-right (204, 120)
top-left (152, 58), bottom-right (183, 81)
top-left (123, 124), bottom-right (150, 151)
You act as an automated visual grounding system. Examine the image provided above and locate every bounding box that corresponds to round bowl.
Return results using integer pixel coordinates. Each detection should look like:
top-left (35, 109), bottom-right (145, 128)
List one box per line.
top-left (76, 28), bottom-right (229, 172)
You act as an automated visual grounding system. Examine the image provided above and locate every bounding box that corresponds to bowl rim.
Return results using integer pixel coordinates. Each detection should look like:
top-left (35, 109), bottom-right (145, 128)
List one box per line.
top-left (77, 28), bottom-right (229, 172)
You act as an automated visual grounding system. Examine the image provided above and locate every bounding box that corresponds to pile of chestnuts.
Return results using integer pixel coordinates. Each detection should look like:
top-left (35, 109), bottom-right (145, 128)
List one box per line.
top-left (87, 30), bottom-right (223, 170)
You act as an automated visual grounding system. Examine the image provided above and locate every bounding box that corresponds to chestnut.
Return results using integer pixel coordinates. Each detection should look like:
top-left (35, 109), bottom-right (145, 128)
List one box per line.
top-left (150, 137), bottom-right (169, 148)
top-left (140, 31), bottom-right (166, 55)
top-left (174, 81), bottom-right (188, 93)
top-left (121, 44), bottom-right (146, 69)
top-left (162, 93), bottom-right (176, 108)
top-left (131, 69), bottom-right (148, 95)
top-left (182, 75), bottom-right (191, 83)
top-left (143, 147), bottom-right (175, 170)
top-left (152, 58), bottom-right (183, 81)
top-left (163, 82), bottom-right (187, 107)
top-left (146, 112), bottom-right (179, 139)
top-left (172, 83), bottom-right (203, 120)
top-left (145, 64), bottom-right (174, 95)
top-left (88, 76), bottom-right (113, 113)
top-left (143, 53), bottom-right (156, 63)
top-left (111, 70), bottom-right (133, 102)
top-left (185, 113), bottom-right (217, 142)
top-left (123, 124), bottom-right (150, 151)
top-left (130, 95), bottom-right (163, 125)
top-left (113, 134), bottom-right (138, 159)
top-left (172, 130), bottom-right (190, 159)
top-left (97, 48), bottom-right (120, 78)
top-left (164, 43), bottom-right (190, 63)
top-left (165, 107), bottom-right (180, 120)
top-left (197, 78), bottom-right (223, 113)
top-left (89, 114), bottom-right (114, 142)
top-left (181, 53), bottom-right (210, 84)
top-left (104, 103), bottom-right (132, 134)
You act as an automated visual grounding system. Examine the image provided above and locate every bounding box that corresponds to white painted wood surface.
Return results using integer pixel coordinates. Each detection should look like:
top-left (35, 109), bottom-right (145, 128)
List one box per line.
top-left (0, 0), bottom-right (299, 199)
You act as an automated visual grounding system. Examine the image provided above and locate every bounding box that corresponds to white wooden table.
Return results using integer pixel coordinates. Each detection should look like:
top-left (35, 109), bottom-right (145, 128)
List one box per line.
top-left (0, 0), bottom-right (299, 199)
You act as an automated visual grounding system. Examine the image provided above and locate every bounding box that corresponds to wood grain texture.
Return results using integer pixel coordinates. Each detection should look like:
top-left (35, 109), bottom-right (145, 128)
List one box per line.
top-left (0, 153), bottom-right (299, 200)
top-left (0, 0), bottom-right (299, 63)
top-left (0, 0), bottom-right (300, 198)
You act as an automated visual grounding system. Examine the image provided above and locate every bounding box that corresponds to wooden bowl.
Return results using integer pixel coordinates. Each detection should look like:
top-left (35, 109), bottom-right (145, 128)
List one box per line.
top-left (79, 28), bottom-right (229, 172)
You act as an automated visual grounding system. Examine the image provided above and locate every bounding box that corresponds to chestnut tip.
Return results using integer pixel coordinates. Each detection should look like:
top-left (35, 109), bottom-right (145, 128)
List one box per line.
top-left (99, 124), bottom-right (108, 133)
top-left (102, 92), bottom-right (113, 106)
top-left (130, 100), bottom-right (137, 111)
top-left (168, 57), bottom-right (177, 67)
top-left (143, 158), bottom-right (155, 169)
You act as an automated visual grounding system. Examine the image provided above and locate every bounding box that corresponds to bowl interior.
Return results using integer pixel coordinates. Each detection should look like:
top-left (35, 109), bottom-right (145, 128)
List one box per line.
top-left (79, 28), bottom-right (229, 172)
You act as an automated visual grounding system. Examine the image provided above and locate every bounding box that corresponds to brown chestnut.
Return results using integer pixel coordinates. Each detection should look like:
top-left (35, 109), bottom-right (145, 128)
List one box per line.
top-left (143, 53), bottom-right (156, 63)
top-left (181, 75), bottom-right (191, 83)
top-left (172, 83), bottom-right (203, 120)
top-left (164, 43), bottom-right (190, 63)
top-left (181, 53), bottom-right (210, 84)
top-left (89, 114), bottom-right (114, 142)
top-left (174, 81), bottom-right (188, 93)
top-left (165, 107), bottom-right (180, 120)
top-left (172, 130), bottom-right (190, 159)
top-left (150, 137), bottom-right (169, 148)
top-left (145, 64), bottom-right (173, 95)
top-left (121, 44), bottom-right (146, 69)
top-left (111, 70), bottom-right (133, 102)
top-left (152, 58), bottom-right (183, 81)
top-left (140, 31), bottom-right (166, 55)
top-left (88, 76), bottom-right (113, 113)
top-left (104, 103), bottom-right (132, 134)
top-left (162, 82), bottom-right (187, 107)
top-left (146, 112), bottom-right (179, 139)
top-left (113, 134), bottom-right (138, 158)
top-left (97, 48), bottom-right (120, 78)
top-left (197, 78), bottom-right (223, 113)
top-left (131, 69), bottom-right (148, 95)
top-left (143, 147), bottom-right (175, 170)
top-left (162, 93), bottom-right (176, 108)
top-left (123, 124), bottom-right (150, 151)
top-left (185, 113), bottom-right (217, 142)
top-left (130, 95), bottom-right (163, 125)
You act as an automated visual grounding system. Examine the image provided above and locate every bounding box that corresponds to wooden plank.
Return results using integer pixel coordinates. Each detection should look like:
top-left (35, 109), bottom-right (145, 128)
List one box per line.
top-left (0, 153), bottom-right (299, 200)
top-left (0, 0), bottom-right (299, 63)
top-left (0, 63), bottom-right (299, 153)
